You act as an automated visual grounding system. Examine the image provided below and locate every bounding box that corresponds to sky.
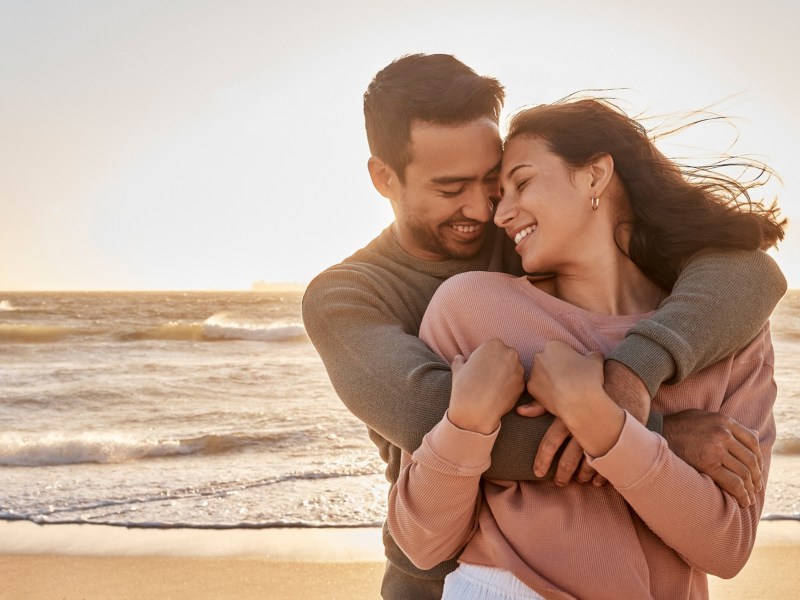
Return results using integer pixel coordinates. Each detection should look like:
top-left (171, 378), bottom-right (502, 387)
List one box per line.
top-left (1, 0), bottom-right (798, 290)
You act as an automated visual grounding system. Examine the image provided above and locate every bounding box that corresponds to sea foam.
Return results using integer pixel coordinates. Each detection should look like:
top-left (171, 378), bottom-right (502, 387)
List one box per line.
top-left (0, 432), bottom-right (285, 467)
top-left (202, 314), bottom-right (307, 342)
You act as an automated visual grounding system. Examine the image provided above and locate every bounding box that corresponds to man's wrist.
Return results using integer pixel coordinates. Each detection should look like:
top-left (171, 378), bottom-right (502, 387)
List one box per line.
top-left (603, 359), bottom-right (651, 425)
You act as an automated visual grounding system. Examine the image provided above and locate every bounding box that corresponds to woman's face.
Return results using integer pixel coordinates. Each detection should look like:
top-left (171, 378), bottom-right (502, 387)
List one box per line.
top-left (496, 136), bottom-right (598, 274)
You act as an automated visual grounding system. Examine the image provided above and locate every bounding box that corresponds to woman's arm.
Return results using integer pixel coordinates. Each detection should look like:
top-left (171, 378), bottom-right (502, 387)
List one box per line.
top-left (387, 418), bottom-right (492, 570)
top-left (303, 266), bottom-right (553, 481)
top-left (529, 330), bottom-right (776, 578)
top-left (388, 341), bottom-right (525, 569)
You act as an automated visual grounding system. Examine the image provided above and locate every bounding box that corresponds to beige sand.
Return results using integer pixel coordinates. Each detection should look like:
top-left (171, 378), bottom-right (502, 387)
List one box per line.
top-left (0, 521), bottom-right (797, 599)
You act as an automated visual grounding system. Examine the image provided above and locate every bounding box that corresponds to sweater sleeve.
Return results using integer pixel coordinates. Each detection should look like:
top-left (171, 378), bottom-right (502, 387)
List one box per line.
top-left (301, 266), bottom-right (552, 481)
top-left (589, 326), bottom-right (777, 578)
top-left (609, 249), bottom-right (786, 397)
top-left (387, 413), bottom-right (497, 570)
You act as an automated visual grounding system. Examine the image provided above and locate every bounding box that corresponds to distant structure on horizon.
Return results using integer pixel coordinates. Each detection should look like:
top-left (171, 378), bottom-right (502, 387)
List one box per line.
top-left (251, 280), bottom-right (307, 292)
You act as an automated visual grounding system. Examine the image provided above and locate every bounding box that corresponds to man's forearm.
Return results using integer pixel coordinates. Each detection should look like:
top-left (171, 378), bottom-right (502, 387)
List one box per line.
top-left (604, 359), bottom-right (651, 425)
top-left (609, 249), bottom-right (785, 396)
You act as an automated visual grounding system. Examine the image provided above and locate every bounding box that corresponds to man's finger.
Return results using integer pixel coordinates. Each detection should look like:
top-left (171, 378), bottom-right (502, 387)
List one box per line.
top-left (555, 438), bottom-right (584, 486)
top-left (726, 433), bottom-right (763, 493)
top-left (729, 422), bottom-right (764, 477)
top-left (534, 418), bottom-right (570, 477)
top-left (709, 467), bottom-right (750, 508)
top-left (517, 401), bottom-right (547, 418)
top-left (575, 456), bottom-right (597, 484)
top-left (721, 454), bottom-right (755, 507)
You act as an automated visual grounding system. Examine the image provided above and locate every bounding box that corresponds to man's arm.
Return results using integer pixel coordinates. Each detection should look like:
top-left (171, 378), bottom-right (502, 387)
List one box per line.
top-left (609, 248), bottom-right (786, 395)
top-left (301, 266), bottom-right (552, 481)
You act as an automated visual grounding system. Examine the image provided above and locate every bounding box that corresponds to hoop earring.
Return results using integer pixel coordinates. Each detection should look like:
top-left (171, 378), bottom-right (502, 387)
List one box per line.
top-left (591, 194), bottom-right (600, 211)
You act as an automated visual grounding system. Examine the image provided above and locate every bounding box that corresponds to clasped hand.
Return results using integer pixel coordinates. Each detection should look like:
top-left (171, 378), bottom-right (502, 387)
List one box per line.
top-left (449, 339), bottom-right (763, 507)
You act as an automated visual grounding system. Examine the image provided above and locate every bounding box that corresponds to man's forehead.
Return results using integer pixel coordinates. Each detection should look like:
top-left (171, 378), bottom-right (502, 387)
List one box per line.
top-left (407, 118), bottom-right (502, 177)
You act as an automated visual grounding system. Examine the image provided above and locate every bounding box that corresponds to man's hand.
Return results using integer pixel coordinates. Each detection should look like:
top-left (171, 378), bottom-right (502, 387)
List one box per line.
top-left (515, 408), bottom-right (596, 486)
top-left (448, 339), bottom-right (525, 435)
top-left (520, 355), bottom-right (650, 485)
top-left (662, 409), bottom-right (763, 507)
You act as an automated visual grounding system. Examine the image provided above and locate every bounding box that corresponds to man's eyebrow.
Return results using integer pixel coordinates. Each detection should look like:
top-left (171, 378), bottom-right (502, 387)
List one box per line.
top-left (430, 175), bottom-right (477, 185)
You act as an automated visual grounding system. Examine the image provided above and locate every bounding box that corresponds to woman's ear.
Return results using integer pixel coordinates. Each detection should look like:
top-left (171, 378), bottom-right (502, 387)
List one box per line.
top-left (368, 156), bottom-right (399, 200)
top-left (589, 154), bottom-right (614, 198)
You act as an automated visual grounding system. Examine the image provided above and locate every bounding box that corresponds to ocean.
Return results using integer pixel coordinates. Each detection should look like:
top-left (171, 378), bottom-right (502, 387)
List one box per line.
top-left (0, 290), bottom-right (797, 530)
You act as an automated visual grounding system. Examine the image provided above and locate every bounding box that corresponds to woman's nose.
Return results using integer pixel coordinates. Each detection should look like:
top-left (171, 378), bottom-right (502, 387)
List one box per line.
top-left (493, 195), bottom-right (516, 228)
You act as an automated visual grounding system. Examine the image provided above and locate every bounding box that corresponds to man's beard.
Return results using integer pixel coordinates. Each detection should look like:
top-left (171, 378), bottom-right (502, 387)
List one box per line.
top-left (402, 214), bottom-right (486, 260)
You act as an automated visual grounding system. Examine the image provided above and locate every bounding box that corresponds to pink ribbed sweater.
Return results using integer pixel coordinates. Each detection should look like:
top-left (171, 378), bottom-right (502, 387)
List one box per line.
top-left (387, 272), bottom-right (776, 600)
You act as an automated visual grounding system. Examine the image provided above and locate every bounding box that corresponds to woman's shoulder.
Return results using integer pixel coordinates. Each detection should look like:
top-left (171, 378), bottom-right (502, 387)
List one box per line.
top-left (435, 271), bottom-right (522, 299)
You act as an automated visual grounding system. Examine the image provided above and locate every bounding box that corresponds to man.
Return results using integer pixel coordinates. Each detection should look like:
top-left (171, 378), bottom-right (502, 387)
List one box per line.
top-left (302, 54), bottom-right (785, 599)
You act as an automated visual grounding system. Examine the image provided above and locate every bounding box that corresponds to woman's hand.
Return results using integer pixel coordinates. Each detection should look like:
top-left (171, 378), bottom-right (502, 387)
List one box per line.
top-left (527, 340), bottom-right (625, 458)
top-left (448, 339), bottom-right (525, 435)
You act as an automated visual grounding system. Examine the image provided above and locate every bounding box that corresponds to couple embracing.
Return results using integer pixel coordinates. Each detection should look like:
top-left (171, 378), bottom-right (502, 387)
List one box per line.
top-left (303, 53), bottom-right (785, 599)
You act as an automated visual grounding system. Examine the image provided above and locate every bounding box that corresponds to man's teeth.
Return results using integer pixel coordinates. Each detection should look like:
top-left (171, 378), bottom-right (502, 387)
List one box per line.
top-left (452, 224), bottom-right (481, 233)
top-left (514, 225), bottom-right (536, 244)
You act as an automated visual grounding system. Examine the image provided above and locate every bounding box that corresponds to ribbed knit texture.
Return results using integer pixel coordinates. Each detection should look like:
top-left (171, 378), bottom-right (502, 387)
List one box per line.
top-left (388, 272), bottom-right (777, 600)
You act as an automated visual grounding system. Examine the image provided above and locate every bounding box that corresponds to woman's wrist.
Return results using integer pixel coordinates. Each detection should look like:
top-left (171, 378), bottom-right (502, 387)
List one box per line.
top-left (561, 390), bottom-right (626, 458)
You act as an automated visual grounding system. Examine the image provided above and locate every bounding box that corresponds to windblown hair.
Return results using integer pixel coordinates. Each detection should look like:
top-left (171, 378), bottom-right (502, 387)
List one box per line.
top-left (364, 53), bottom-right (505, 182)
top-left (505, 98), bottom-right (786, 289)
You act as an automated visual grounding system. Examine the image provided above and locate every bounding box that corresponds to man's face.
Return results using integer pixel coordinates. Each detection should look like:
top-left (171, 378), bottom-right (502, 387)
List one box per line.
top-left (390, 118), bottom-right (502, 261)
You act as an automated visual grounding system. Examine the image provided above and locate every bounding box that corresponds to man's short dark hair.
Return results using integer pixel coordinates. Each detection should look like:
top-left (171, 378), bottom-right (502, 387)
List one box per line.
top-left (363, 53), bottom-right (505, 182)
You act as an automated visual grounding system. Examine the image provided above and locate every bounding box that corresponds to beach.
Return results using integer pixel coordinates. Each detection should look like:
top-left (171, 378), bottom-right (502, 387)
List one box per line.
top-left (2, 291), bottom-right (799, 597)
top-left (1, 520), bottom-right (798, 599)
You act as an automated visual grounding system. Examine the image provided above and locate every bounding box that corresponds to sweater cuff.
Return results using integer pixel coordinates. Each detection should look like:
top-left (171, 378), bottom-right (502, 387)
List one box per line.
top-left (608, 332), bottom-right (677, 398)
top-left (414, 411), bottom-right (498, 475)
top-left (586, 411), bottom-right (664, 489)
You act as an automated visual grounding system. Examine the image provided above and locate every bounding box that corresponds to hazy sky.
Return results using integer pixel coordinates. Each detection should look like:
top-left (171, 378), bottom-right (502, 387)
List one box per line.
top-left (2, 0), bottom-right (798, 290)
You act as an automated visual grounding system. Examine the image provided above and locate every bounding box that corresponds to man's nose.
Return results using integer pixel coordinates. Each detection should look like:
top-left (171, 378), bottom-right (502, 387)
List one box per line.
top-left (462, 187), bottom-right (495, 222)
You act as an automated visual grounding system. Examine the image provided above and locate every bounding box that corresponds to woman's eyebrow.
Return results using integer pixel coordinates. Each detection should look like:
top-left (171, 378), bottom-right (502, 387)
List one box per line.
top-left (505, 164), bottom-right (533, 178)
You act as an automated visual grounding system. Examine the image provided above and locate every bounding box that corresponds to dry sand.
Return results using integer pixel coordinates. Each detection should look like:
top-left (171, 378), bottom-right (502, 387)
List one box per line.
top-left (0, 520), bottom-right (797, 599)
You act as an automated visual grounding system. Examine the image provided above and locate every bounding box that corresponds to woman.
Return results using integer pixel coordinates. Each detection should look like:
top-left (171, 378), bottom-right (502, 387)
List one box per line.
top-left (387, 98), bottom-right (784, 599)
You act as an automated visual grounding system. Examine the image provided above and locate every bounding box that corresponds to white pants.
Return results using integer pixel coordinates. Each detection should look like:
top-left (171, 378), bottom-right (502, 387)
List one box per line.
top-left (442, 564), bottom-right (545, 600)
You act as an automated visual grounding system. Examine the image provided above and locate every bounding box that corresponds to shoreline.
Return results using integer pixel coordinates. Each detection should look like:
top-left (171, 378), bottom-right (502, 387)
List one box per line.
top-left (1, 520), bottom-right (799, 599)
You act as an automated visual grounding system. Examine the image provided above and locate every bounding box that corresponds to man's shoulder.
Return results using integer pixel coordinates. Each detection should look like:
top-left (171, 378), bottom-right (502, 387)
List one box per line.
top-left (305, 234), bottom-right (396, 296)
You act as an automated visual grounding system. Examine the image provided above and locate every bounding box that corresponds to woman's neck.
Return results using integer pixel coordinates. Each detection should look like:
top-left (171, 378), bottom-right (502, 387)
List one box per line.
top-left (538, 254), bottom-right (663, 316)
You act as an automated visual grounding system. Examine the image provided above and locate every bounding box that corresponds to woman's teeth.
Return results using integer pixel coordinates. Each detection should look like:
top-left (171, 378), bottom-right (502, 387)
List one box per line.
top-left (514, 225), bottom-right (536, 245)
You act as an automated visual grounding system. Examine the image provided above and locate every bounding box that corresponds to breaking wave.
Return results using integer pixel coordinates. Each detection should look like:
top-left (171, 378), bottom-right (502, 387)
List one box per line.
top-left (0, 324), bottom-right (94, 343)
top-left (0, 432), bottom-right (290, 467)
top-left (119, 316), bottom-right (307, 343)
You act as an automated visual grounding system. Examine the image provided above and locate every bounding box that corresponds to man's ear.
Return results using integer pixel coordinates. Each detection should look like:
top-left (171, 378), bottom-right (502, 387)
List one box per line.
top-left (368, 156), bottom-right (399, 200)
top-left (589, 153), bottom-right (614, 198)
